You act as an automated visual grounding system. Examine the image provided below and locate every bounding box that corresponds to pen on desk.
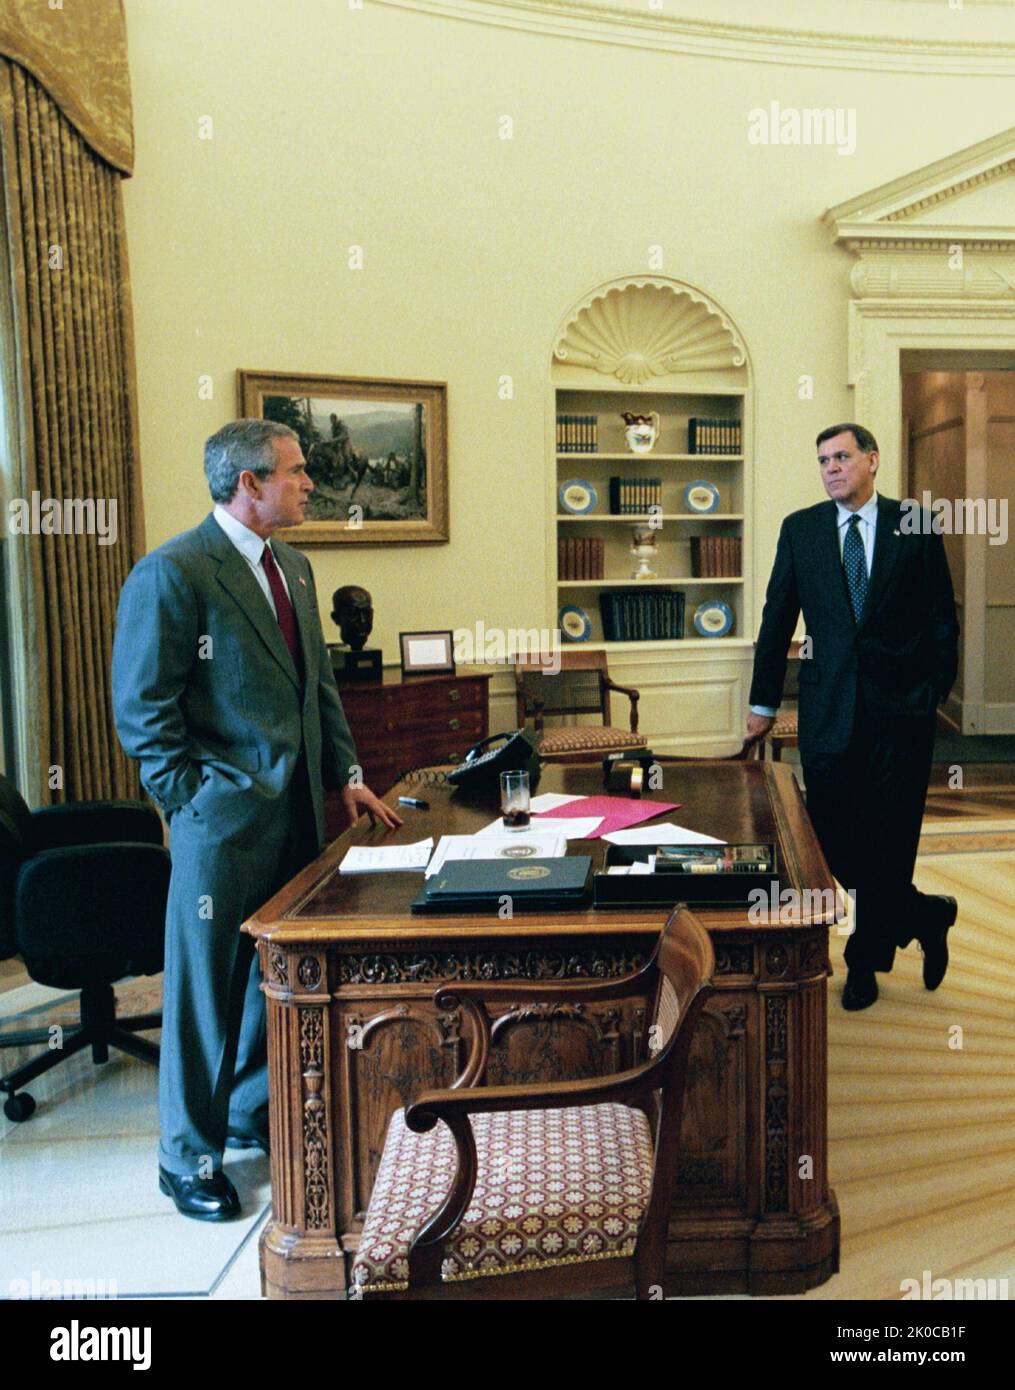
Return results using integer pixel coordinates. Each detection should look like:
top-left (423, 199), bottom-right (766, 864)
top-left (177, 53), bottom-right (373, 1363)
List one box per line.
top-left (398, 796), bottom-right (429, 810)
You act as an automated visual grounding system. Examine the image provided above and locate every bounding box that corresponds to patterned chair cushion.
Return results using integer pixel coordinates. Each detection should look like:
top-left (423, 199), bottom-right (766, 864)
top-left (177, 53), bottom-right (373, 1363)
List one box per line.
top-left (352, 1102), bottom-right (655, 1294)
top-left (772, 713), bottom-right (798, 738)
top-left (538, 726), bottom-right (647, 754)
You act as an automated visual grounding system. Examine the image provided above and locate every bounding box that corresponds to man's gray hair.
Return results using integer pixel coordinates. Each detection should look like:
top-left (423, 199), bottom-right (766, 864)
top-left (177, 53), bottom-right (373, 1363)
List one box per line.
top-left (204, 419), bottom-right (298, 503)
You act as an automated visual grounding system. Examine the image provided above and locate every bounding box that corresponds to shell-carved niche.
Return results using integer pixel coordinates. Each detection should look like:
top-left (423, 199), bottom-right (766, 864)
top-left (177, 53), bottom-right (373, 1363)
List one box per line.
top-left (553, 277), bottom-right (747, 384)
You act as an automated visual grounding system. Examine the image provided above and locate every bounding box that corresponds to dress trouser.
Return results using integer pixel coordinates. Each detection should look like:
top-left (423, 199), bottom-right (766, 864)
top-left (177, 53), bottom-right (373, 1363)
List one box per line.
top-left (803, 691), bottom-right (937, 974)
top-left (158, 755), bottom-right (319, 1176)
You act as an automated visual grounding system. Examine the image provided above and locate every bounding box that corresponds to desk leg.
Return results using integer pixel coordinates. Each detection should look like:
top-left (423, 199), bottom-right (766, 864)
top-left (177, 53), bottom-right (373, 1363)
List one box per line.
top-left (665, 929), bottom-right (839, 1295)
top-left (258, 946), bottom-right (347, 1300)
top-left (748, 969), bottom-right (840, 1293)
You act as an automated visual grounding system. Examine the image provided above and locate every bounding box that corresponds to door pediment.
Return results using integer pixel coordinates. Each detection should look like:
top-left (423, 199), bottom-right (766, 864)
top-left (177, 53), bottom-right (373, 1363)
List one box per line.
top-left (824, 128), bottom-right (1015, 303)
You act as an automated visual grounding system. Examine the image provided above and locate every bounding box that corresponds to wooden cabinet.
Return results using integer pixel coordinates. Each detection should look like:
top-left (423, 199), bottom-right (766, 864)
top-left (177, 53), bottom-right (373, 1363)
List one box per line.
top-left (333, 668), bottom-right (491, 796)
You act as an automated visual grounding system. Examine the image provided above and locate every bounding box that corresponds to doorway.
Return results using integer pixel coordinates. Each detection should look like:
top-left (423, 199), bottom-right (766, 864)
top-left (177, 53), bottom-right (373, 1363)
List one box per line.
top-left (901, 354), bottom-right (1015, 738)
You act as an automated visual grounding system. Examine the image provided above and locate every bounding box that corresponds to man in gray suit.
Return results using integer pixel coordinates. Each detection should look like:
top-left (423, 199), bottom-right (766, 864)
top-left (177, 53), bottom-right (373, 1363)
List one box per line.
top-left (112, 420), bottom-right (400, 1220)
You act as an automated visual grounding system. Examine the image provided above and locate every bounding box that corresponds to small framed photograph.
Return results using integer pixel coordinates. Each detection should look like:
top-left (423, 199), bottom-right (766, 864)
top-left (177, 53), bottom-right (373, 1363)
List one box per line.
top-left (399, 630), bottom-right (455, 676)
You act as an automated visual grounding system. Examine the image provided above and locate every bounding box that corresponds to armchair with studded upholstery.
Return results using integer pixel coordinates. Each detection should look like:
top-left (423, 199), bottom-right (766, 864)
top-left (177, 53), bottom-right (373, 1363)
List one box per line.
top-left (513, 651), bottom-right (647, 761)
top-left (350, 905), bottom-right (714, 1300)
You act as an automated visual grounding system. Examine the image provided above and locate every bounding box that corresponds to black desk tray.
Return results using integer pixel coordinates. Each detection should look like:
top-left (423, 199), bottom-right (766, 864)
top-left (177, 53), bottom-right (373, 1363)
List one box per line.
top-left (593, 843), bottom-right (779, 909)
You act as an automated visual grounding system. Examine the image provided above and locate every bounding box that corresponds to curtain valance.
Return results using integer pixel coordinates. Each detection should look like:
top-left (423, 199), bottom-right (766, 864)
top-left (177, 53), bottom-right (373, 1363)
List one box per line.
top-left (0, 0), bottom-right (133, 174)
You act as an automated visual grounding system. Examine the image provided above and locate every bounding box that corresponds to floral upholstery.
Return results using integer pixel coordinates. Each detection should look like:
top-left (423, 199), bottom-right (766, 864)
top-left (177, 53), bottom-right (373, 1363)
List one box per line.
top-left (538, 726), bottom-right (647, 754)
top-left (352, 1102), bottom-right (655, 1293)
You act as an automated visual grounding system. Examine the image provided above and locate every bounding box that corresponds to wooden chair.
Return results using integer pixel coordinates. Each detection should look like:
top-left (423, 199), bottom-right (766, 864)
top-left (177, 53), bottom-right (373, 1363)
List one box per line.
top-left (764, 712), bottom-right (799, 761)
top-left (350, 905), bottom-right (715, 1300)
top-left (514, 651), bottom-right (647, 761)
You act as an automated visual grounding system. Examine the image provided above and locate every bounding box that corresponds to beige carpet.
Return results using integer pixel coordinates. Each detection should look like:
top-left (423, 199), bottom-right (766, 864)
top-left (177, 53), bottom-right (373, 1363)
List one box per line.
top-left (2, 818), bottom-right (1012, 1302)
top-left (808, 840), bottom-right (1015, 1300)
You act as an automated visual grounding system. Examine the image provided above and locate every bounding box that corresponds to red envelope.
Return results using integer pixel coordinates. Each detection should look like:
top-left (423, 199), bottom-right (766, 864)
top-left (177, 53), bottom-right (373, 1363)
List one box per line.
top-left (538, 795), bottom-right (681, 839)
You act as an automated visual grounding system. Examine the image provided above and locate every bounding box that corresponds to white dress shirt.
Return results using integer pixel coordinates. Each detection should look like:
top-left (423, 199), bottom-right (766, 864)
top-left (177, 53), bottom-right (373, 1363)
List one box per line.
top-left (212, 504), bottom-right (292, 619)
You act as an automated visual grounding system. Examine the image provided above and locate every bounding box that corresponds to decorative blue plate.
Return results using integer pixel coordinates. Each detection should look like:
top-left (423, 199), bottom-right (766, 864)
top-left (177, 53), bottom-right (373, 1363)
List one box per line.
top-left (694, 600), bottom-right (733, 638)
top-left (559, 605), bottom-right (592, 642)
top-left (559, 479), bottom-right (598, 515)
top-left (683, 480), bottom-right (721, 514)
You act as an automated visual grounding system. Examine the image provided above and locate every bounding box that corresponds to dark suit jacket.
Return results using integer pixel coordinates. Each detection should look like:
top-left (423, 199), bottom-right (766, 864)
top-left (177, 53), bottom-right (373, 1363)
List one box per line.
top-left (112, 512), bottom-right (358, 850)
top-left (750, 495), bottom-right (959, 763)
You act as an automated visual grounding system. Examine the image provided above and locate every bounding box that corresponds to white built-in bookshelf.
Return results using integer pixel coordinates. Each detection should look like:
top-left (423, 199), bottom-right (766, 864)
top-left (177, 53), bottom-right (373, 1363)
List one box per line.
top-left (550, 279), bottom-right (752, 648)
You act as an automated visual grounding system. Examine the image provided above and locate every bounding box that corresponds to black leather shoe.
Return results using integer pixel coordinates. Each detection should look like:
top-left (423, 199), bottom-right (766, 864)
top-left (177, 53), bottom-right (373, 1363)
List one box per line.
top-left (920, 895), bottom-right (957, 991)
top-left (158, 1166), bottom-right (241, 1221)
top-left (842, 969), bottom-right (879, 1011)
top-left (225, 1127), bottom-right (269, 1155)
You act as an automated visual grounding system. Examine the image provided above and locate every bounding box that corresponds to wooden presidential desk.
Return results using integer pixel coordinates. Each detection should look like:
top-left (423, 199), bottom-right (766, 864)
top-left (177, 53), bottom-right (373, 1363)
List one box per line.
top-left (244, 761), bottom-right (841, 1299)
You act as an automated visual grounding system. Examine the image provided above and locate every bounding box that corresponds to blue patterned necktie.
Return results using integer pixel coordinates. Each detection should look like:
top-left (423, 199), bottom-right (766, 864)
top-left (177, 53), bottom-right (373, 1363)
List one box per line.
top-left (843, 513), bottom-right (868, 622)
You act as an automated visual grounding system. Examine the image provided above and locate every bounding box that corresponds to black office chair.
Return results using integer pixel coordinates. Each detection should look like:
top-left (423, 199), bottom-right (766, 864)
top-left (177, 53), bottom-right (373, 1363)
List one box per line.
top-left (0, 772), bottom-right (169, 1121)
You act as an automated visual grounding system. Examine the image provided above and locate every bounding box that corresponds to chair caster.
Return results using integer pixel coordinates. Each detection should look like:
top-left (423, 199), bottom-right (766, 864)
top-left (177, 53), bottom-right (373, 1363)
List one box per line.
top-left (4, 1092), bottom-right (36, 1122)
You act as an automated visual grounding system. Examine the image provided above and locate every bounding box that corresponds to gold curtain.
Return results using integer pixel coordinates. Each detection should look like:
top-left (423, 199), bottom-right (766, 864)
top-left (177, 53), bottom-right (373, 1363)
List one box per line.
top-left (0, 58), bottom-right (143, 801)
top-left (0, 0), bottom-right (133, 175)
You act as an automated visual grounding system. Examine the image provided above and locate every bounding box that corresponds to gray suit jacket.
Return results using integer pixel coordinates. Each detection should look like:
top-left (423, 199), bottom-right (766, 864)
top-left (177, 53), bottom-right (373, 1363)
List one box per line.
top-left (112, 512), bottom-right (358, 849)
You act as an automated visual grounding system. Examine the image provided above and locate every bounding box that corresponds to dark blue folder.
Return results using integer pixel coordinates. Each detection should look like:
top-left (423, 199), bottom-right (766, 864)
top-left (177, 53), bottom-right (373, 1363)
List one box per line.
top-left (412, 856), bottom-right (592, 914)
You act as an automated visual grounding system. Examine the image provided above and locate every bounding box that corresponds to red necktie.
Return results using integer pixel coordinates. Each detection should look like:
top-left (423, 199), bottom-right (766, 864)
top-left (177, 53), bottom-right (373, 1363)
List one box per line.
top-left (261, 544), bottom-right (302, 672)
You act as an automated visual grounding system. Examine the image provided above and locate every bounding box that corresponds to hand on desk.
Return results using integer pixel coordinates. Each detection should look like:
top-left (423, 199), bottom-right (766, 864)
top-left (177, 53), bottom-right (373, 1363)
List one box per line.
top-left (341, 784), bottom-right (404, 831)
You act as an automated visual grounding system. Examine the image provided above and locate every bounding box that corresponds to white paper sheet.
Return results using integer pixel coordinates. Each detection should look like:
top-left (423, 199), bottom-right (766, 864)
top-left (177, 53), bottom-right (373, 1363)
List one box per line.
top-left (474, 815), bottom-right (600, 839)
top-left (606, 858), bottom-right (655, 875)
top-left (528, 792), bottom-right (584, 813)
top-left (425, 833), bottom-right (566, 878)
top-left (339, 839), bottom-right (433, 874)
top-left (602, 824), bottom-right (725, 847)
top-left (530, 816), bottom-right (602, 840)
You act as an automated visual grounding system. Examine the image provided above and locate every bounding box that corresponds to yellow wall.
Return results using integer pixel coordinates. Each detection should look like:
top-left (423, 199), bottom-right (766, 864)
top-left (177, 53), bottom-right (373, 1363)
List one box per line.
top-left (120, 0), bottom-right (1015, 658)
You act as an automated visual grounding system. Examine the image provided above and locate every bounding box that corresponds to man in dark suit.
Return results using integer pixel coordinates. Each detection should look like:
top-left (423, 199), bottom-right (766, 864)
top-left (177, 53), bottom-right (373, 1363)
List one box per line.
top-left (745, 424), bottom-right (959, 1011)
top-left (112, 420), bottom-right (400, 1219)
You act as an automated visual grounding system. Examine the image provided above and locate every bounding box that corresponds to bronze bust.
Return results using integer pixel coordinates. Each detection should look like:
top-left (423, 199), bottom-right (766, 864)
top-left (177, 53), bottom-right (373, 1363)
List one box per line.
top-left (331, 585), bottom-right (374, 652)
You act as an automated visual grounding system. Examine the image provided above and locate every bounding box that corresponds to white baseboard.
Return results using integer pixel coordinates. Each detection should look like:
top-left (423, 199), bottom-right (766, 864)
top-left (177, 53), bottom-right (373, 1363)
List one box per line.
top-left (954, 700), bottom-right (1015, 735)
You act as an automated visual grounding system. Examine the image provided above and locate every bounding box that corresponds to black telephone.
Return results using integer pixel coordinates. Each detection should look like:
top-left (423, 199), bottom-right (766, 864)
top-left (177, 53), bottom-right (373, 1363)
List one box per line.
top-left (446, 728), bottom-right (542, 790)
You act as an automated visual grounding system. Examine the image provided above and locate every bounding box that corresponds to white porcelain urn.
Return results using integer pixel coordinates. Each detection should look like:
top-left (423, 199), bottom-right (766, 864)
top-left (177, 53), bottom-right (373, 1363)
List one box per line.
top-left (621, 411), bottom-right (660, 454)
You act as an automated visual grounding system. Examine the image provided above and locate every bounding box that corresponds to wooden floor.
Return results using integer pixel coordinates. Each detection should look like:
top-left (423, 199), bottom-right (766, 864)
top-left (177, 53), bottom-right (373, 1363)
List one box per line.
top-left (926, 764), bottom-right (1015, 822)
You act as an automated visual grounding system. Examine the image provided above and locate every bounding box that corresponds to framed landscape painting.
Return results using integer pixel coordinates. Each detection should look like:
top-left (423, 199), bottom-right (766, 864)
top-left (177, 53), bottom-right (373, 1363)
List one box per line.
top-left (238, 370), bottom-right (449, 545)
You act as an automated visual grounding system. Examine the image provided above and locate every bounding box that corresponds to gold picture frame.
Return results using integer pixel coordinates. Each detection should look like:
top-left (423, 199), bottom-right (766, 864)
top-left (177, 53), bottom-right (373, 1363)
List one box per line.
top-left (238, 369), bottom-right (448, 545)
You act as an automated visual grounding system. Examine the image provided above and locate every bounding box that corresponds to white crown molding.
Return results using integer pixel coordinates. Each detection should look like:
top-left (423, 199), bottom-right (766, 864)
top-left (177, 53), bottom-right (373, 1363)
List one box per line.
top-left (836, 227), bottom-right (1015, 251)
top-left (372, 0), bottom-right (1015, 76)
top-left (825, 127), bottom-right (1015, 257)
